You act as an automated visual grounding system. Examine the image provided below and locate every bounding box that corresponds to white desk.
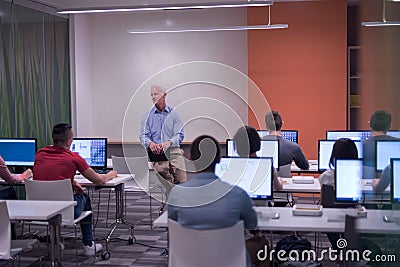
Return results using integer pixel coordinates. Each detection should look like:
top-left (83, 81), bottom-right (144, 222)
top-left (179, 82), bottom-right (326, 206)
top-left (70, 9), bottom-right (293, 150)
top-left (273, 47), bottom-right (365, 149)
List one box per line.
top-left (74, 174), bottom-right (135, 255)
top-left (291, 160), bottom-right (320, 173)
top-left (6, 200), bottom-right (75, 266)
top-left (280, 178), bottom-right (320, 193)
top-left (153, 207), bottom-right (400, 235)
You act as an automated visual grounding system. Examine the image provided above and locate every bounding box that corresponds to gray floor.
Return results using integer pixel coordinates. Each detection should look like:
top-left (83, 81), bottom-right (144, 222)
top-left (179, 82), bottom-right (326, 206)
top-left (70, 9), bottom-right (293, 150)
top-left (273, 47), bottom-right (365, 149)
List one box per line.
top-left (3, 191), bottom-right (399, 267)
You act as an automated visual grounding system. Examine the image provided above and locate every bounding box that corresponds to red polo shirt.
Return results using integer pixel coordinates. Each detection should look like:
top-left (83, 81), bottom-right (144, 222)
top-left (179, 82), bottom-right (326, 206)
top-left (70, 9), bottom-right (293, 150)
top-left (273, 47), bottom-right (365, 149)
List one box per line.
top-left (33, 146), bottom-right (89, 182)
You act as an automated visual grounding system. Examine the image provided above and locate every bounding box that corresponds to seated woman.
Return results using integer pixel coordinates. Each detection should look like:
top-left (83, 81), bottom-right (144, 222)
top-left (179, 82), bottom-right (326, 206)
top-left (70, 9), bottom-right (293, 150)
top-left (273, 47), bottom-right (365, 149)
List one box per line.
top-left (318, 138), bottom-right (358, 187)
top-left (233, 126), bottom-right (283, 267)
top-left (233, 125), bottom-right (283, 191)
top-left (317, 138), bottom-right (358, 251)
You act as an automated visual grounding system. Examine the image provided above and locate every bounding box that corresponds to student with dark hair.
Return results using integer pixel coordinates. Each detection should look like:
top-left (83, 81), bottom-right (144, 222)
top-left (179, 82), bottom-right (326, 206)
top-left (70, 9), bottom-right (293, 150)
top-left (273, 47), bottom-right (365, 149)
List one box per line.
top-left (34, 123), bottom-right (118, 256)
top-left (318, 138), bottom-right (358, 251)
top-left (264, 111), bottom-right (309, 171)
top-left (233, 126), bottom-right (283, 191)
top-left (363, 110), bottom-right (400, 178)
top-left (318, 138), bottom-right (358, 187)
top-left (168, 135), bottom-right (260, 267)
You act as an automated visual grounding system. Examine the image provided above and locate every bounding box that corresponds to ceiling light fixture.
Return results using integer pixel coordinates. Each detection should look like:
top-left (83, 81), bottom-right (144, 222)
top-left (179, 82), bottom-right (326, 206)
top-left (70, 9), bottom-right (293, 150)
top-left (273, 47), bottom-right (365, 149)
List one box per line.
top-left (361, 0), bottom-right (400, 27)
top-left (57, 1), bottom-right (273, 14)
top-left (127, 5), bottom-right (288, 34)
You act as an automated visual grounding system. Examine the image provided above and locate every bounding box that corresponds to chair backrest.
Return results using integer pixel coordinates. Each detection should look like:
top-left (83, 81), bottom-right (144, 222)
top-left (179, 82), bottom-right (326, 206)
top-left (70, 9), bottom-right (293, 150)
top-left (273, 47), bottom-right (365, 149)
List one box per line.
top-left (321, 184), bottom-right (335, 208)
top-left (277, 163), bottom-right (291, 178)
top-left (168, 219), bottom-right (246, 267)
top-left (0, 200), bottom-right (11, 259)
top-left (344, 215), bottom-right (359, 250)
top-left (25, 179), bottom-right (75, 223)
top-left (0, 187), bottom-right (17, 200)
top-left (112, 155), bottom-right (149, 191)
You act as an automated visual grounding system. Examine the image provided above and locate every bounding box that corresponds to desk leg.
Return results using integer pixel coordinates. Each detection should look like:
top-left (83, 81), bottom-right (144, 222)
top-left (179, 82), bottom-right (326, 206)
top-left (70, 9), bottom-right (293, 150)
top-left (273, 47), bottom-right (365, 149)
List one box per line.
top-left (104, 183), bottom-right (136, 255)
top-left (48, 214), bottom-right (62, 267)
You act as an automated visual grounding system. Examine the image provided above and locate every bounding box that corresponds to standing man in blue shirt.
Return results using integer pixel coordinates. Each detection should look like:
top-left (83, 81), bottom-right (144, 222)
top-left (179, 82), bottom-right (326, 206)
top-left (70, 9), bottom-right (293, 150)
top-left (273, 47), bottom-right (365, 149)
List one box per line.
top-left (140, 85), bottom-right (187, 186)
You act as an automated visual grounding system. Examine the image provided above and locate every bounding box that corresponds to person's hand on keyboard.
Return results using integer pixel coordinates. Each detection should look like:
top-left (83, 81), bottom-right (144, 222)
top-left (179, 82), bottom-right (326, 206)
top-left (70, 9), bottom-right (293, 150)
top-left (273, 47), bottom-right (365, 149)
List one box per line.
top-left (107, 170), bottom-right (118, 180)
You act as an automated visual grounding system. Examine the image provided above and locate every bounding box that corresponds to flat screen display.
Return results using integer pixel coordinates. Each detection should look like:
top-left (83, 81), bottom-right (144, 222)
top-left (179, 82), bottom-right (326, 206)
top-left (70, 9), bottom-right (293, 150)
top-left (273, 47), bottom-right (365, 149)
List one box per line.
top-left (257, 130), bottom-right (298, 143)
top-left (226, 139), bottom-right (279, 169)
top-left (375, 140), bottom-right (400, 172)
top-left (391, 158), bottom-right (400, 203)
top-left (0, 138), bottom-right (37, 167)
top-left (335, 159), bottom-right (362, 203)
top-left (215, 157), bottom-right (273, 200)
top-left (70, 138), bottom-right (107, 169)
top-left (326, 130), bottom-right (371, 141)
top-left (318, 140), bottom-right (363, 171)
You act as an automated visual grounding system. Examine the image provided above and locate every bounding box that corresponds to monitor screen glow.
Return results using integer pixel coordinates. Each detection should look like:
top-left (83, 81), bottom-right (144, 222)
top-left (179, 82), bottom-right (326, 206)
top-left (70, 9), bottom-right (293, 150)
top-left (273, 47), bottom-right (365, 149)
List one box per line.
top-left (326, 130), bottom-right (371, 141)
top-left (70, 138), bottom-right (107, 168)
top-left (215, 157), bottom-right (273, 200)
top-left (257, 130), bottom-right (298, 143)
top-left (335, 159), bottom-right (362, 203)
top-left (226, 139), bottom-right (279, 169)
top-left (0, 138), bottom-right (37, 167)
top-left (376, 140), bottom-right (400, 172)
top-left (391, 158), bottom-right (400, 203)
top-left (318, 140), bottom-right (363, 171)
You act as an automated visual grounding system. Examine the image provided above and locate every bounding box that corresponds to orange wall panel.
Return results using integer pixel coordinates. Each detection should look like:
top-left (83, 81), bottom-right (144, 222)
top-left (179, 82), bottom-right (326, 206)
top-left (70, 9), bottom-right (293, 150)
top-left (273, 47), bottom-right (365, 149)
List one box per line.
top-left (248, 1), bottom-right (347, 159)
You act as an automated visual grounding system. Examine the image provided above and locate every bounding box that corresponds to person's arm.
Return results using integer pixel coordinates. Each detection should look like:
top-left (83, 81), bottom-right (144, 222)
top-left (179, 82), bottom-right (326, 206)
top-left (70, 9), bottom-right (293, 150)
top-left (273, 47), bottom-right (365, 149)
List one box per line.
top-left (167, 110), bottom-right (184, 147)
top-left (373, 165), bottom-right (391, 194)
top-left (0, 157), bottom-right (27, 185)
top-left (239, 191), bottom-right (258, 229)
top-left (273, 169), bottom-right (283, 191)
top-left (293, 146), bottom-right (309, 170)
top-left (81, 167), bottom-right (118, 186)
top-left (139, 112), bottom-right (153, 149)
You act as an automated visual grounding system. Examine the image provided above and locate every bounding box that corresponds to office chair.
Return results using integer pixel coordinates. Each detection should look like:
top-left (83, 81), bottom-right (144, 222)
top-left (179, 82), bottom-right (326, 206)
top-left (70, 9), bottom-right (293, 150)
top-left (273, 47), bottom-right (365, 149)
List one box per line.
top-left (24, 179), bottom-right (93, 260)
top-left (168, 219), bottom-right (246, 267)
top-left (0, 200), bottom-right (39, 266)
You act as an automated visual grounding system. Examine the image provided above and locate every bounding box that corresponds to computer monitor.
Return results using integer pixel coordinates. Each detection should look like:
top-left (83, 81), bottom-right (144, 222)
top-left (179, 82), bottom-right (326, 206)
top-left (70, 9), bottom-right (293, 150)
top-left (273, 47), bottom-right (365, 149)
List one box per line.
top-left (70, 138), bottom-right (107, 169)
top-left (335, 159), bottom-right (362, 203)
top-left (326, 130), bottom-right (371, 141)
top-left (375, 140), bottom-right (400, 172)
top-left (226, 139), bottom-right (279, 169)
top-left (0, 138), bottom-right (37, 167)
top-left (318, 140), bottom-right (363, 171)
top-left (390, 158), bottom-right (400, 203)
top-left (215, 157), bottom-right (273, 200)
top-left (387, 130), bottom-right (400, 139)
top-left (257, 130), bottom-right (298, 143)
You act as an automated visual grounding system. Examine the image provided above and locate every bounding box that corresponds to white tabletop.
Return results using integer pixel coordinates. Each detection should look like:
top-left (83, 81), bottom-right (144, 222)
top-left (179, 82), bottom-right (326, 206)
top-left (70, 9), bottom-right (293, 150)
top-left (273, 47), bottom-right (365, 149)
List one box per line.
top-left (256, 207), bottom-right (400, 234)
top-left (154, 207), bottom-right (400, 235)
top-left (280, 177), bottom-right (320, 193)
top-left (74, 174), bottom-right (134, 186)
top-left (6, 200), bottom-right (75, 221)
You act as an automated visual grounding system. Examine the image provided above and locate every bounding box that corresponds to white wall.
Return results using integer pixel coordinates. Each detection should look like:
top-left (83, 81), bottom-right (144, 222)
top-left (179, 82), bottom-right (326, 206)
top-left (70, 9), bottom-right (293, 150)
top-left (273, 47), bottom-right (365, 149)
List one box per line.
top-left (72, 8), bottom-right (249, 142)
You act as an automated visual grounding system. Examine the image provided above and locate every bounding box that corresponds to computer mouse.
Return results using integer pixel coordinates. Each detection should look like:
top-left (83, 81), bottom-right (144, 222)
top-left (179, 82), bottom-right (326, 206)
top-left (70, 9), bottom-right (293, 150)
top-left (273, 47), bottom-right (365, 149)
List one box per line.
top-left (271, 212), bottom-right (280, 219)
top-left (383, 215), bottom-right (394, 223)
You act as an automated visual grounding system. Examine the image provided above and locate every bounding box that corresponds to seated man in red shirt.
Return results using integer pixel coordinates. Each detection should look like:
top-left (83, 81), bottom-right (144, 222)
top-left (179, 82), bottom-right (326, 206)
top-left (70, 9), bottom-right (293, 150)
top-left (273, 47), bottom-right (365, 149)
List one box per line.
top-left (34, 123), bottom-right (117, 256)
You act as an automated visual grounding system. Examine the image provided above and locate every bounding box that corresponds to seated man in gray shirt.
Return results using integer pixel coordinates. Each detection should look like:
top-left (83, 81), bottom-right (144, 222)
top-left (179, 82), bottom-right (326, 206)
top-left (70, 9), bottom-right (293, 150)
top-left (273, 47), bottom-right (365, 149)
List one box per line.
top-left (363, 110), bottom-right (399, 178)
top-left (264, 111), bottom-right (309, 171)
top-left (168, 135), bottom-right (260, 266)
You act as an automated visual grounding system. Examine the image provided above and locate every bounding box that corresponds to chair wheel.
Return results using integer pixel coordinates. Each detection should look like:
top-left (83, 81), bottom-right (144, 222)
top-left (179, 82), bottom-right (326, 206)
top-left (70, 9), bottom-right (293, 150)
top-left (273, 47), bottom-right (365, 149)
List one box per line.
top-left (101, 251), bottom-right (110, 260)
top-left (128, 236), bottom-right (136, 245)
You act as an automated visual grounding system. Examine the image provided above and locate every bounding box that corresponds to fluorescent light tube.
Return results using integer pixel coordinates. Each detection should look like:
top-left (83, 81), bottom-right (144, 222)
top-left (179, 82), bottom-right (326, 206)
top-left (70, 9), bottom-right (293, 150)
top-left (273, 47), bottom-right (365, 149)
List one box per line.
top-left (361, 21), bottom-right (400, 26)
top-left (57, 1), bottom-right (273, 14)
top-left (127, 24), bottom-right (288, 34)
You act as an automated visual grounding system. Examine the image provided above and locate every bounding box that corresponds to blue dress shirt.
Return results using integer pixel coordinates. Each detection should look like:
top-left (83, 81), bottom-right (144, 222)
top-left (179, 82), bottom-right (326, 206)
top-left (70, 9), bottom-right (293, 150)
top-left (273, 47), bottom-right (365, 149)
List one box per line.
top-left (140, 106), bottom-right (184, 148)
